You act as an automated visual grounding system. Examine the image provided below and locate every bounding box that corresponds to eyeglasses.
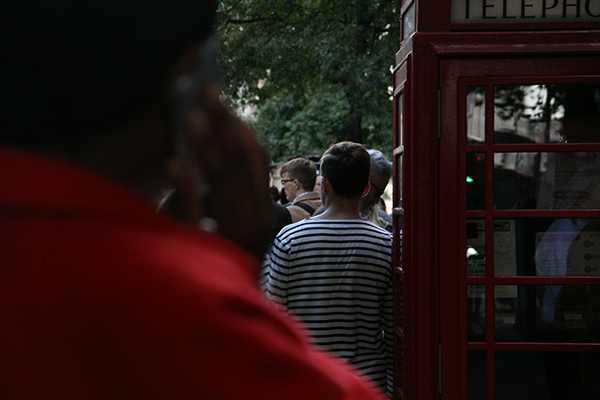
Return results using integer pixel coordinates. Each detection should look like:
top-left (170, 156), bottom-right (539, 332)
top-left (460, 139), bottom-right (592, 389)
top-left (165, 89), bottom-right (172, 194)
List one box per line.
top-left (281, 179), bottom-right (295, 185)
top-left (369, 180), bottom-right (385, 197)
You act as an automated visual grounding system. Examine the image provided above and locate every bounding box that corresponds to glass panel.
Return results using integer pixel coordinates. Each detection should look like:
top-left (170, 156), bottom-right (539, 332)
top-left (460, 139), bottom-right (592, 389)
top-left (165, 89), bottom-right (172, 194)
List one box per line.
top-left (494, 152), bottom-right (600, 210)
top-left (467, 219), bottom-right (485, 277)
top-left (495, 284), bottom-right (600, 343)
top-left (536, 218), bottom-right (599, 278)
top-left (467, 86), bottom-right (486, 145)
top-left (395, 93), bottom-right (403, 209)
top-left (402, 3), bottom-right (415, 40)
top-left (467, 285), bottom-right (486, 342)
top-left (494, 220), bottom-right (518, 276)
top-left (466, 218), bottom-right (600, 278)
top-left (468, 351), bottom-right (486, 400)
top-left (396, 155), bottom-right (403, 209)
top-left (496, 351), bottom-right (600, 400)
top-left (397, 92), bottom-right (403, 147)
top-left (494, 84), bottom-right (600, 144)
top-left (467, 153), bottom-right (485, 210)
top-left (494, 285), bottom-right (521, 342)
top-left (395, 270), bottom-right (403, 330)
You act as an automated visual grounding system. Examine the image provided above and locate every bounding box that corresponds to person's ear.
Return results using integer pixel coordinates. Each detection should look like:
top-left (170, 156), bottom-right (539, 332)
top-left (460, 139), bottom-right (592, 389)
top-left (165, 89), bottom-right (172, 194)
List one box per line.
top-left (362, 182), bottom-right (371, 197)
top-left (321, 177), bottom-right (330, 193)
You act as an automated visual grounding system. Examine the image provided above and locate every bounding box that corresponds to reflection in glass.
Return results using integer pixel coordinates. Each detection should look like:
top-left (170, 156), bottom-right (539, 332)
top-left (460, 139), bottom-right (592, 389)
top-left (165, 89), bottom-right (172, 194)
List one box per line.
top-left (467, 86), bottom-right (486, 145)
top-left (467, 285), bottom-right (485, 342)
top-left (468, 351), bottom-right (486, 400)
top-left (535, 218), bottom-right (592, 328)
top-left (493, 283), bottom-right (600, 343)
top-left (467, 219), bottom-right (485, 277)
top-left (396, 155), bottom-right (403, 209)
top-left (495, 285), bottom-right (522, 342)
top-left (396, 93), bottom-right (403, 209)
top-left (397, 93), bottom-right (403, 147)
top-left (465, 218), bottom-right (600, 278)
top-left (494, 84), bottom-right (600, 144)
top-left (466, 219), bottom-right (519, 277)
top-left (493, 220), bottom-right (517, 276)
top-left (496, 351), bottom-right (600, 400)
top-left (402, 3), bottom-right (415, 40)
top-left (467, 153), bottom-right (485, 210)
top-left (493, 152), bottom-right (600, 210)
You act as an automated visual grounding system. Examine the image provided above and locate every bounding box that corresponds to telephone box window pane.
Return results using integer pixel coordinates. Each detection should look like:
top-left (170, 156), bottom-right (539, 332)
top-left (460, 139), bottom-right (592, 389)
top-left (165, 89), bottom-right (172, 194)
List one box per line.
top-left (467, 153), bottom-right (485, 210)
top-left (402, 3), bottom-right (415, 40)
top-left (495, 284), bottom-right (600, 343)
top-left (494, 84), bottom-right (600, 144)
top-left (397, 93), bottom-right (403, 147)
top-left (469, 218), bottom-right (600, 278)
top-left (467, 219), bottom-right (485, 277)
top-left (496, 351), bottom-right (600, 400)
top-left (467, 286), bottom-right (486, 342)
top-left (468, 351), bottom-right (486, 400)
top-left (467, 86), bottom-right (486, 145)
top-left (536, 218), bottom-right (600, 278)
top-left (494, 152), bottom-right (600, 210)
top-left (494, 285), bottom-right (521, 342)
top-left (396, 154), bottom-right (403, 209)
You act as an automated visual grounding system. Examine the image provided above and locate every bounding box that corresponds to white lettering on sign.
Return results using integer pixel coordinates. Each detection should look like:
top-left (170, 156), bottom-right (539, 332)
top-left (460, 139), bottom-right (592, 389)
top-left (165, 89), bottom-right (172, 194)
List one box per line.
top-left (452, 0), bottom-right (600, 23)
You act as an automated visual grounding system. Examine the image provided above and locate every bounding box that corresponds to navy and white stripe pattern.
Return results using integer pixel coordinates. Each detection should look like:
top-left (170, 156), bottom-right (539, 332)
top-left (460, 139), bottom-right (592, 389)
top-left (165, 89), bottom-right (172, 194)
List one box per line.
top-left (267, 219), bottom-right (393, 397)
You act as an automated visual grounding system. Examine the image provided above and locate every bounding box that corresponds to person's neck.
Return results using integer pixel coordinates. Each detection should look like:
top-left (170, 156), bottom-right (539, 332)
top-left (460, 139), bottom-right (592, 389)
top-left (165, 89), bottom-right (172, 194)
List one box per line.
top-left (313, 198), bottom-right (362, 220)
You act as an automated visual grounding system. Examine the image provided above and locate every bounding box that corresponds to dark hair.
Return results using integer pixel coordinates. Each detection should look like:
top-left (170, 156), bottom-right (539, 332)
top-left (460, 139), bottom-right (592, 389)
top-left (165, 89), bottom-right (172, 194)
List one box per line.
top-left (1, 0), bottom-right (218, 150)
top-left (320, 142), bottom-right (370, 198)
top-left (279, 158), bottom-right (317, 191)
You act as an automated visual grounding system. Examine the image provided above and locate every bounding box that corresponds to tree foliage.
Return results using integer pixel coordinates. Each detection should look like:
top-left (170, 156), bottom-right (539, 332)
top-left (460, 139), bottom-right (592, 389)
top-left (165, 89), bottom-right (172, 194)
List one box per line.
top-left (217, 0), bottom-right (399, 162)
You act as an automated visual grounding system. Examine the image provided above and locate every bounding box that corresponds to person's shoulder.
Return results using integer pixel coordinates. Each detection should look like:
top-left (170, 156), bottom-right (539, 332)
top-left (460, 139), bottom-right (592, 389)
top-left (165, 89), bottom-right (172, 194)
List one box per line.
top-left (285, 203), bottom-right (312, 223)
top-left (359, 219), bottom-right (393, 238)
top-left (275, 217), bottom-right (313, 238)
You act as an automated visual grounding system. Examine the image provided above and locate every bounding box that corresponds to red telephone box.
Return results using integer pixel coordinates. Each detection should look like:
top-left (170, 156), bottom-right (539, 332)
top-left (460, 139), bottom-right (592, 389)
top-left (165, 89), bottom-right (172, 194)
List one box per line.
top-left (392, 1), bottom-right (600, 399)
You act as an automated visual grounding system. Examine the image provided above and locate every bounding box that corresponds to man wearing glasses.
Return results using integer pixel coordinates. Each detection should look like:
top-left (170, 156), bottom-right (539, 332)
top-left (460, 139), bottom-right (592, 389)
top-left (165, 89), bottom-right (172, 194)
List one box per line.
top-left (279, 157), bottom-right (322, 224)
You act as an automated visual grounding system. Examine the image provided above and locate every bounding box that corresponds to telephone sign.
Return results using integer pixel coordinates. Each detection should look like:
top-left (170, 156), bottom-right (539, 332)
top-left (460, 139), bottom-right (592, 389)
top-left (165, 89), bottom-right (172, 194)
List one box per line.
top-left (452, 0), bottom-right (600, 23)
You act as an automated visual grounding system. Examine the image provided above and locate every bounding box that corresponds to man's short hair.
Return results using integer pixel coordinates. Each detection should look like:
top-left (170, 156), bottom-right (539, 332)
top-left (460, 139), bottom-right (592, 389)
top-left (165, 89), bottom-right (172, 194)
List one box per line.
top-left (320, 142), bottom-right (370, 198)
top-left (280, 158), bottom-right (317, 191)
top-left (368, 149), bottom-right (392, 179)
top-left (1, 0), bottom-right (217, 150)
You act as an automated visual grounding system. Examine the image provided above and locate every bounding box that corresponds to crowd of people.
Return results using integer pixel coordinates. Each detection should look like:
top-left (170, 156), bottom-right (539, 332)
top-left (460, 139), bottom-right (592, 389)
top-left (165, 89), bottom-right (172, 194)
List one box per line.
top-left (265, 143), bottom-right (394, 397)
top-left (2, 1), bottom-right (394, 398)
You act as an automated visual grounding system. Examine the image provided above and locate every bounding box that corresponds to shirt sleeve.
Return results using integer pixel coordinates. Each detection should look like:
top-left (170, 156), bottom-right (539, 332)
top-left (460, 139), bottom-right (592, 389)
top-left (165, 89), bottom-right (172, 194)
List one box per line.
top-left (266, 233), bottom-right (291, 307)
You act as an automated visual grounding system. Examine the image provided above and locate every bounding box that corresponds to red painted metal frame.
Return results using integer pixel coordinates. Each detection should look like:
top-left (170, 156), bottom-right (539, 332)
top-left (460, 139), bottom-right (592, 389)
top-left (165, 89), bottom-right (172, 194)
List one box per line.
top-left (395, 3), bottom-right (600, 393)
top-left (411, 0), bottom-right (600, 32)
top-left (439, 56), bottom-right (600, 400)
top-left (394, 35), bottom-right (441, 400)
top-left (392, 54), bottom-right (407, 399)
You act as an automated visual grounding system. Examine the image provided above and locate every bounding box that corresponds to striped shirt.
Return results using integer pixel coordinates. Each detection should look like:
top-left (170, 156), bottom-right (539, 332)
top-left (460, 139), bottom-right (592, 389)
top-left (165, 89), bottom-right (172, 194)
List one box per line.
top-left (267, 219), bottom-right (393, 397)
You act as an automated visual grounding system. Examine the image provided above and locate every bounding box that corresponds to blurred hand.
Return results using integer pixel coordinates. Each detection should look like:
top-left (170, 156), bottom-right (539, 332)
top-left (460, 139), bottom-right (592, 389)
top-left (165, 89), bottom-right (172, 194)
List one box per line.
top-left (180, 84), bottom-right (274, 261)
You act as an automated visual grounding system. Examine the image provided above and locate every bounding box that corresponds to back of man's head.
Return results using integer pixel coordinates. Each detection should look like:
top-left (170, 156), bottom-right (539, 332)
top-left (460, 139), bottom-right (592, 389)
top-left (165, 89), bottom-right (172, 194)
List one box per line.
top-left (1, 0), bottom-right (217, 152)
top-left (368, 149), bottom-right (392, 180)
top-left (279, 158), bottom-right (317, 191)
top-left (320, 142), bottom-right (370, 198)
